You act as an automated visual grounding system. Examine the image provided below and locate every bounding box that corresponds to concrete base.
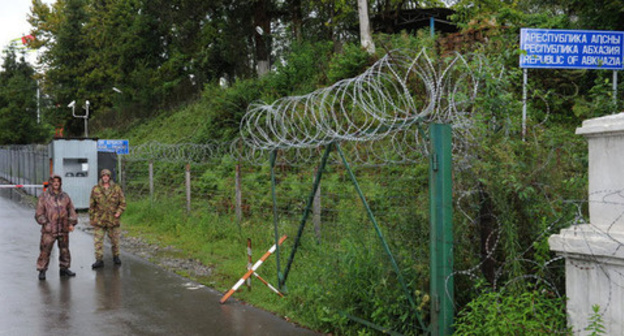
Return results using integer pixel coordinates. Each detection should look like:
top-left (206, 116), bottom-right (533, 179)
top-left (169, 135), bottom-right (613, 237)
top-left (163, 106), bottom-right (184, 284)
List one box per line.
top-left (549, 224), bottom-right (624, 335)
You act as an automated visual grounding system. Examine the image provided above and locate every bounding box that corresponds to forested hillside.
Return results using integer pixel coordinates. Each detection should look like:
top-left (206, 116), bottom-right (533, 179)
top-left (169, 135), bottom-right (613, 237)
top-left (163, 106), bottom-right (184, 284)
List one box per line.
top-left (0, 0), bottom-right (621, 142)
top-left (3, 0), bottom-right (624, 334)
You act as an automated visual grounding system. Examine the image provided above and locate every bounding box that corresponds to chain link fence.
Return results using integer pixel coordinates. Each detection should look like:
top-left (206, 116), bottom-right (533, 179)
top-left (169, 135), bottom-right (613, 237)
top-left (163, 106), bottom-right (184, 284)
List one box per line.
top-left (0, 145), bottom-right (49, 197)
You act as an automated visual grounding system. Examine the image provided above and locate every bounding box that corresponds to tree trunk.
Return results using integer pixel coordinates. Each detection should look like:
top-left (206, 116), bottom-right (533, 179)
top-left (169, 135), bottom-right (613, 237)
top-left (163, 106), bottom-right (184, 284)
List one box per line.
top-left (253, 0), bottom-right (271, 77)
top-left (290, 0), bottom-right (303, 43)
top-left (357, 0), bottom-right (375, 54)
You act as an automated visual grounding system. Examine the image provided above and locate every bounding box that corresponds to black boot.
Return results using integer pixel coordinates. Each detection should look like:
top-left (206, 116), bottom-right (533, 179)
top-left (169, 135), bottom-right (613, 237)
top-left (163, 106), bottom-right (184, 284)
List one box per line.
top-left (38, 270), bottom-right (46, 280)
top-left (113, 256), bottom-right (122, 265)
top-left (60, 268), bottom-right (76, 277)
top-left (92, 260), bottom-right (104, 269)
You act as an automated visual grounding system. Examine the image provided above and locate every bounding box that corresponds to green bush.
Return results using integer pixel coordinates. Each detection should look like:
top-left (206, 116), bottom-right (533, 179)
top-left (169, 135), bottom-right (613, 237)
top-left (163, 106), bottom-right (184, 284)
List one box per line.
top-left (266, 41), bottom-right (334, 95)
top-left (454, 288), bottom-right (570, 335)
top-left (327, 43), bottom-right (372, 82)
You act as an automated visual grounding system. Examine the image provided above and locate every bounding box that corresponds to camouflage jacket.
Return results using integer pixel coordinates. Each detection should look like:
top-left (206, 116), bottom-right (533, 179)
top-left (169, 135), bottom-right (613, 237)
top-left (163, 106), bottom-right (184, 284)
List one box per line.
top-left (89, 180), bottom-right (126, 227)
top-left (35, 188), bottom-right (78, 237)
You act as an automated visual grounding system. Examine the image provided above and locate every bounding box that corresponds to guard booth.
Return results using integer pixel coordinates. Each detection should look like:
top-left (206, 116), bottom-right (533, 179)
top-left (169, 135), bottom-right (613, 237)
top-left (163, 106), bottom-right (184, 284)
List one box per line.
top-left (49, 139), bottom-right (98, 209)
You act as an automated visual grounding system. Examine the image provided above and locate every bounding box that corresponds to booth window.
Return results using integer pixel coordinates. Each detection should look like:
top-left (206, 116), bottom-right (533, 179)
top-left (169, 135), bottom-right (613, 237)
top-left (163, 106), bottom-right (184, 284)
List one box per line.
top-left (63, 158), bottom-right (89, 177)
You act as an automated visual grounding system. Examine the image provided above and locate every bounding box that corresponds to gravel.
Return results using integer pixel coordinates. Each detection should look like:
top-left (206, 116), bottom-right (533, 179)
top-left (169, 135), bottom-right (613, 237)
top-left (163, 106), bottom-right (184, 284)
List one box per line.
top-left (77, 213), bottom-right (214, 279)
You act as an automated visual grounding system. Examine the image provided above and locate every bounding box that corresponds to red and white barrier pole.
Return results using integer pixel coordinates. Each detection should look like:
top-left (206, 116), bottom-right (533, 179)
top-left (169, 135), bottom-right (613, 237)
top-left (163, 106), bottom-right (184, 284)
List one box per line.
top-left (252, 272), bottom-right (284, 297)
top-left (0, 184), bottom-right (45, 188)
top-left (0, 181), bottom-right (48, 192)
top-left (220, 235), bottom-right (287, 304)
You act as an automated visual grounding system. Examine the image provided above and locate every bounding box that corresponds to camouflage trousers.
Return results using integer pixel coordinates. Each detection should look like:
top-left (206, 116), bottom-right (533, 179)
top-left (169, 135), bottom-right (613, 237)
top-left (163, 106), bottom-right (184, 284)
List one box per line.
top-left (93, 226), bottom-right (121, 261)
top-left (37, 233), bottom-right (70, 271)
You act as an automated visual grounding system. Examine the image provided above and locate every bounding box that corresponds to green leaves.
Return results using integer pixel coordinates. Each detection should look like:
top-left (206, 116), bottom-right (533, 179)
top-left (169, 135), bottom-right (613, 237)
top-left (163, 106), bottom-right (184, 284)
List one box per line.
top-left (585, 304), bottom-right (607, 336)
top-left (0, 47), bottom-right (50, 144)
top-left (454, 289), bottom-right (570, 335)
top-left (327, 43), bottom-right (371, 83)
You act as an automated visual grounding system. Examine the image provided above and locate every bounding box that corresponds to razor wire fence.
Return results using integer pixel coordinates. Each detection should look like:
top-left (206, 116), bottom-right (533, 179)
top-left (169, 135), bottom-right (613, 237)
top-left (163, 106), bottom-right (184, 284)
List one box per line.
top-left (119, 131), bottom-right (587, 334)
top-left (117, 47), bottom-right (586, 334)
top-left (123, 130), bottom-right (432, 216)
top-left (0, 46), bottom-right (600, 334)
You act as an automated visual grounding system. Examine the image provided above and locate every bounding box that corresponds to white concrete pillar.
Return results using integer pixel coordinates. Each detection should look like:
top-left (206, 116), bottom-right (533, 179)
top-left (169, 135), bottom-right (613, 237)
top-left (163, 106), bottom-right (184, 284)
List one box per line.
top-left (550, 112), bottom-right (624, 335)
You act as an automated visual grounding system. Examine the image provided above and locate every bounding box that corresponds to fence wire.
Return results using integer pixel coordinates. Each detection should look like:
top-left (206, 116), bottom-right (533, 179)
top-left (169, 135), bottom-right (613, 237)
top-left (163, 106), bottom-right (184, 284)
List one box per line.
top-left (121, 48), bottom-right (576, 334)
top-left (0, 47), bottom-right (604, 335)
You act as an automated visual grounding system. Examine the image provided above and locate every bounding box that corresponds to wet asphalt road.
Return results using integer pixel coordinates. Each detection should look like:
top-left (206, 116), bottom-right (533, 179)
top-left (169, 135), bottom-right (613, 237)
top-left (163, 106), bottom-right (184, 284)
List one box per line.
top-left (0, 191), bottom-right (320, 336)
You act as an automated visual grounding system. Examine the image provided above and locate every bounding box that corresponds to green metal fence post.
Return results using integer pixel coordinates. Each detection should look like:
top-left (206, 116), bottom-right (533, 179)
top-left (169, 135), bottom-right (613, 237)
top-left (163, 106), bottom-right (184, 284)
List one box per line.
top-left (281, 142), bottom-right (333, 287)
top-left (429, 123), bottom-right (454, 336)
top-left (270, 149), bottom-right (283, 288)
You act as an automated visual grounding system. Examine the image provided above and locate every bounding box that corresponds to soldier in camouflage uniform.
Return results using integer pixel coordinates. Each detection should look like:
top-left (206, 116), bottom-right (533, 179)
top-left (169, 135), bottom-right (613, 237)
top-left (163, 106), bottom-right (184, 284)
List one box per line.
top-left (35, 174), bottom-right (78, 280)
top-left (89, 169), bottom-right (126, 268)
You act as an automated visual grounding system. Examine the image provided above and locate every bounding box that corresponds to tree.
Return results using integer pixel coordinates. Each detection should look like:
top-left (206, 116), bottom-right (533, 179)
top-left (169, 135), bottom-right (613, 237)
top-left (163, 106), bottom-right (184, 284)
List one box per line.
top-left (286, 0), bottom-right (303, 42)
top-left (82, 0), bottom-right (163, 119)
top-left (31, 0), bottom-right (263, 120)
top-left (0, 47), bottom-right (48, 144)
top-left (254, 0), bottom-right (272, 76)
top-left (519, 0), bottom-right (624, 31)
top-left (28, 0), bottom-right (92, 135)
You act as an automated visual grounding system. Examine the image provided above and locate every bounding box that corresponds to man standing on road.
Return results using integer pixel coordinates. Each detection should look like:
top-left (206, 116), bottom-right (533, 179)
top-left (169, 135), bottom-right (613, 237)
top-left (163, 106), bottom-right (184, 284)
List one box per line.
top-left (35, 174), bottom-right (78, 280)
top-left (89, 169), bottom-right (126, 269)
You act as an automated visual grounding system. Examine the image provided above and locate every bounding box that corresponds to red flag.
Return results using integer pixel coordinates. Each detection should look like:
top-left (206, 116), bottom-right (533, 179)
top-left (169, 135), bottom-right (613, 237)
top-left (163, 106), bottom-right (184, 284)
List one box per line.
top-left (21, 35), bottom-right (35, 45)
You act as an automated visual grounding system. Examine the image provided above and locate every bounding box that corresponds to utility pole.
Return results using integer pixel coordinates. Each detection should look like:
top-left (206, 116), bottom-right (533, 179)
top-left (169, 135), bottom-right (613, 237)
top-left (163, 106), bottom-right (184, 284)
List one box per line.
top-left (36, 80), bottom-right (40, 124)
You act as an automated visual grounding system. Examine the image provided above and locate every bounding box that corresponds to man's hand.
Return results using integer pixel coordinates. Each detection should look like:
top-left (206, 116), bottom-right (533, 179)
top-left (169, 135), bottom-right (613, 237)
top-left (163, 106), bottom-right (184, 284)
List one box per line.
top-left (114, 212), bottom-right (121, 218)
top-left (69, 225), bottom-right (74, 232)
top-left (36, 216), bottom-right (48, 225)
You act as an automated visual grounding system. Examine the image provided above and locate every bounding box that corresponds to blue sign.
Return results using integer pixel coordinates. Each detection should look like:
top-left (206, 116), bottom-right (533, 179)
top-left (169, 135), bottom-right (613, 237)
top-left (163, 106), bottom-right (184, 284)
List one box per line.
top-left (98, 139), bottom-right (129, 155)
top-left (520, 28), bottom-right (624, 70)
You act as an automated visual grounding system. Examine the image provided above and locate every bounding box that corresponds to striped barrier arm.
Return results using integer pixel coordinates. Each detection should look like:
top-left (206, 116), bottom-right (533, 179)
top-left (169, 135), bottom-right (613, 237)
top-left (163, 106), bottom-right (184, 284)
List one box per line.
top-left (0, 184), bottom-right (45, 188)
top-left (253, 272), bottom-right (284, 298)
top-left (220, 235), bottom-right (287, 304)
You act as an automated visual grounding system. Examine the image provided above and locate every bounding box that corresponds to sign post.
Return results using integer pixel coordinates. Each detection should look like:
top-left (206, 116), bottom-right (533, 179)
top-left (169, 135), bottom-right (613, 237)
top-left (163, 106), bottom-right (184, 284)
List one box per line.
top-left (519, 29), bottom-right (624, 139)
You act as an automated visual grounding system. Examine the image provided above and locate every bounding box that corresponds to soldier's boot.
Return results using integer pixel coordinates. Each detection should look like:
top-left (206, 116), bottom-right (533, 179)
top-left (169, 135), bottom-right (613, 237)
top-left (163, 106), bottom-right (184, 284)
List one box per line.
top-left (38, 271), bottom-right (46, 280)
top-left (91, 260), bottom-right (104, 269)
top-left (60, 268), bottom-right (76, 277)
top-left (113, 256), bottom-right (122, 265)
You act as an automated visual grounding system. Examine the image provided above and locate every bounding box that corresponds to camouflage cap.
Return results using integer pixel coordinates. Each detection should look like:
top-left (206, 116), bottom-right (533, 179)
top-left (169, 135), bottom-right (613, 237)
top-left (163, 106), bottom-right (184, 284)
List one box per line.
top-left (100, 169), bottom-right (112, 177)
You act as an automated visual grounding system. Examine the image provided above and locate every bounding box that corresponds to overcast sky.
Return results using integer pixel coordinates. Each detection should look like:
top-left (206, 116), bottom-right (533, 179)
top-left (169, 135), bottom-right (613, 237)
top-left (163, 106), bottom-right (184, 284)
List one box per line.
top-left (0, 0), bottom-right (56, 64)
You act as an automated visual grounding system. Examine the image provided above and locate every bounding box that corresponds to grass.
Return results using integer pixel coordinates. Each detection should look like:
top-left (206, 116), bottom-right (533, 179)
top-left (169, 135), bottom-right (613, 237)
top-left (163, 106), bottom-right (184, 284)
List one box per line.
top-left (122, 198), bottom-right (296, 302)
top-left (120, 193), bottom-right (426, 335)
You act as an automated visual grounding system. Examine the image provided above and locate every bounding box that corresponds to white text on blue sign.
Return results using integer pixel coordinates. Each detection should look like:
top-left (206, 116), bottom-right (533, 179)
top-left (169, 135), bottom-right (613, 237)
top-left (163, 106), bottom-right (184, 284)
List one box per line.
top-left (97, 140), bottom-right (129, 155)
top-left (520, 29), bottom-right (624, 70)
